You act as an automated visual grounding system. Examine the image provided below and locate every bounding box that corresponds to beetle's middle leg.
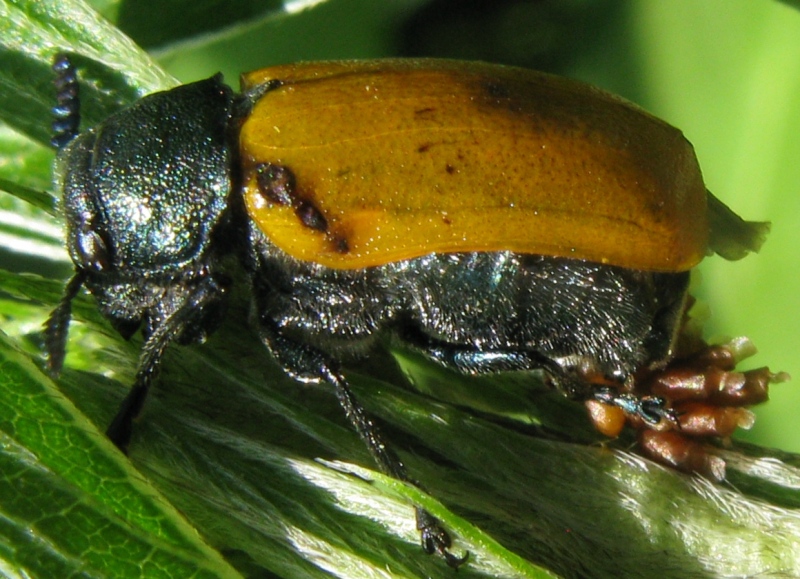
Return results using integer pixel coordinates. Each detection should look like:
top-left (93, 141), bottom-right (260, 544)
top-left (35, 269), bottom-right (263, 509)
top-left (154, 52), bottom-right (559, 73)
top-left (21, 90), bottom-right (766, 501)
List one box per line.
top-left (254, 318), bottom-right (468, 568)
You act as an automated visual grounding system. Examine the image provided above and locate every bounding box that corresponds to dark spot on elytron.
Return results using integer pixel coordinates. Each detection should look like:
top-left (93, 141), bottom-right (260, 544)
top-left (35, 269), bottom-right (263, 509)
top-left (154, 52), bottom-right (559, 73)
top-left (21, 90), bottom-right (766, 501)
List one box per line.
top-left (484, 81), bottom-right (510, 99)
top-left (417, 143), bottom-right (431, 153)
top-left (445, 164), bottom-right (455, 174)
top-left (442, 215), bottom-right (452, 225)
top-left (415, 107), bottom-right (436, 115)
top-left (255, 162), bottom-right (330, 233)
top-left (333, 235), bottom-right (349, 253)
top-left (296, 201), bottom-right (328, 232)
top-left (256, 163), bottom-right (296, 206)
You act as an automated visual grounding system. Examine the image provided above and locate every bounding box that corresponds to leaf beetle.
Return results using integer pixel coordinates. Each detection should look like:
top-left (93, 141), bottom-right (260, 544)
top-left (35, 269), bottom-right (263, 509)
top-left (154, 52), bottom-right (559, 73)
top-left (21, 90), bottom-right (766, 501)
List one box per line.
top-left (46, 55), bottom-right (784, 568)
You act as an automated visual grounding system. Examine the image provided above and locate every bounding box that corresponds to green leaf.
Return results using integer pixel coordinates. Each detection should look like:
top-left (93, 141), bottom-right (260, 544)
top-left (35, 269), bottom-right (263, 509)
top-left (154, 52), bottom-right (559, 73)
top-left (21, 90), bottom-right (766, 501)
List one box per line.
top-left (5, 271), bottom-right (800, 578)
top-left (0, 127), bottom-right (66, 278)
top-left (114, 0), bottom-right (321, 51)
top-left (0, 329), bottom-right (243, 578)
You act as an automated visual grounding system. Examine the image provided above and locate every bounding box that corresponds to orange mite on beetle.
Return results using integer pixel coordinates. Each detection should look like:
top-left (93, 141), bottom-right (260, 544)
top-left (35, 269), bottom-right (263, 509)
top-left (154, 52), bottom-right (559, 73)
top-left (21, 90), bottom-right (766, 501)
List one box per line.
top-left (46, 54), bottom-right (785, 568)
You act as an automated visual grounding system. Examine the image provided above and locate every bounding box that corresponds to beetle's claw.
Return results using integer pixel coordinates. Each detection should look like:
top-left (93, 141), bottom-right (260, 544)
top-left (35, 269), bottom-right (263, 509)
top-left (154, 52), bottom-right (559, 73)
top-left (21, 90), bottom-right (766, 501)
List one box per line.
top-left (416, 507), bottom-right (469, 569)
top-left (589, 337), bottom-right (786, 478)
top-left (591, 388), bottom-right (678, 429)
top-left (638, 396), bottom-right (681, 428)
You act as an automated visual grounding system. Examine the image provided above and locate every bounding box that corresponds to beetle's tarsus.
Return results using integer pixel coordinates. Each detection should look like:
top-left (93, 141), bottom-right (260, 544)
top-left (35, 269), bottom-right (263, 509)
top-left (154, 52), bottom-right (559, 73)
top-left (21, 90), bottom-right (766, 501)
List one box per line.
top-left (105, 383), bottom-right (148, 452)
top-left (416, 507), bottom-right (469, 569)
top-left (592, 388), bottom-right (678, 428)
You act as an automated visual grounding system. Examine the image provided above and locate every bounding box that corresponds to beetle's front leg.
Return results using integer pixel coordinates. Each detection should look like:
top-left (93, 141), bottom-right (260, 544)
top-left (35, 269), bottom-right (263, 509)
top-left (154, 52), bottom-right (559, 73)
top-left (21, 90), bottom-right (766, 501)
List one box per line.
top-left (255, 318), bottom-right (468, 568)
top-left (105, 276), bottom-right (226, 451)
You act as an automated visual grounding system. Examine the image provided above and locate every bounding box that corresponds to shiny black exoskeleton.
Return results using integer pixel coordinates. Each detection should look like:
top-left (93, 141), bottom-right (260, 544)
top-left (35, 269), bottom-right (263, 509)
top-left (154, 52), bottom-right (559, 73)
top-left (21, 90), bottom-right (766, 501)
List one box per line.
top-left (46, 55), bottom-right (688, 568)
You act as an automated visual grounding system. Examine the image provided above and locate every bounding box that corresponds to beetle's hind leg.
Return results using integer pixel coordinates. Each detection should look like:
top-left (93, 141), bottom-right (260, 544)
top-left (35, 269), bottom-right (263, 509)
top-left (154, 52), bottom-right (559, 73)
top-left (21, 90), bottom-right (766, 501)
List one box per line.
top-left (413, 337), bottom-right (678, 433)
top-left (255, 319), bottom-right (469, 568)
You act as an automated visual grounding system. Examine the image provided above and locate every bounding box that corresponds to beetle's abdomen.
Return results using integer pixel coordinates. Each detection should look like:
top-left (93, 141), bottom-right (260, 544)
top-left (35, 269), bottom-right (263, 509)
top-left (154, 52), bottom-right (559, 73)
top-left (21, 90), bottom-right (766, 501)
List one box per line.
top-left (250, 234), bottom-right (690, 379)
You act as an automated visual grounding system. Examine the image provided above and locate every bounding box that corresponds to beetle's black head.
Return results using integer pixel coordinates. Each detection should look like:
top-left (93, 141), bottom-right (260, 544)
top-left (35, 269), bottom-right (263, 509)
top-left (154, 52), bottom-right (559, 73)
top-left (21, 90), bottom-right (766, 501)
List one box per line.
top-left (45, 56), bottom-right (237, 374)
top-left (53, 72), bottom-right (235, 277)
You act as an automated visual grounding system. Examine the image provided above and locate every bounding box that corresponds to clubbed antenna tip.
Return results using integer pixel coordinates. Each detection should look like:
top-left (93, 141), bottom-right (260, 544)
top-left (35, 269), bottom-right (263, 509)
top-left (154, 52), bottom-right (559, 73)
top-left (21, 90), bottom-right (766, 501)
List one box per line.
top-left (51, 53), bottom-right (81, 149)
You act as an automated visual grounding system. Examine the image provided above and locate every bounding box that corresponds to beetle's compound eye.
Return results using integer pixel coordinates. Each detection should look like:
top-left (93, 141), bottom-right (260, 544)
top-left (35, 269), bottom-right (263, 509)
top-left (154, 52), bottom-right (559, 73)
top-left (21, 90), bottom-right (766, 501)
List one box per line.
top-left (75, 223), bottom-right (112, 272)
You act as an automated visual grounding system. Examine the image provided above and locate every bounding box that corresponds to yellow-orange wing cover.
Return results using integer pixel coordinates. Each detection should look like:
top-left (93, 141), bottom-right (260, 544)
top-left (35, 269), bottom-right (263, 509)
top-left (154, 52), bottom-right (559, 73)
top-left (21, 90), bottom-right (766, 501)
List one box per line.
top-left (240, 59), bottom-right (709, 272)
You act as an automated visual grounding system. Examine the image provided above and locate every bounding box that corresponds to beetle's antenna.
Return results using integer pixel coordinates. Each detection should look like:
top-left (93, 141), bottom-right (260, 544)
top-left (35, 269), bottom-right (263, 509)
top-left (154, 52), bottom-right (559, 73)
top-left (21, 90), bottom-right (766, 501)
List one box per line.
top-left (44, 269), bottom-right (87, 376)
top-left (51, 54), bottom-right (81, 149)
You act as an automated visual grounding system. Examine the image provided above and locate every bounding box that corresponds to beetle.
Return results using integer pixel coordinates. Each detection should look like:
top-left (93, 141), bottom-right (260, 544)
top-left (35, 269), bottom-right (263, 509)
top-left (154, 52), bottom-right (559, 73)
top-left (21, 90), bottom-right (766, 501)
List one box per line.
top-left (45, 55), bottom-right (781, 568)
